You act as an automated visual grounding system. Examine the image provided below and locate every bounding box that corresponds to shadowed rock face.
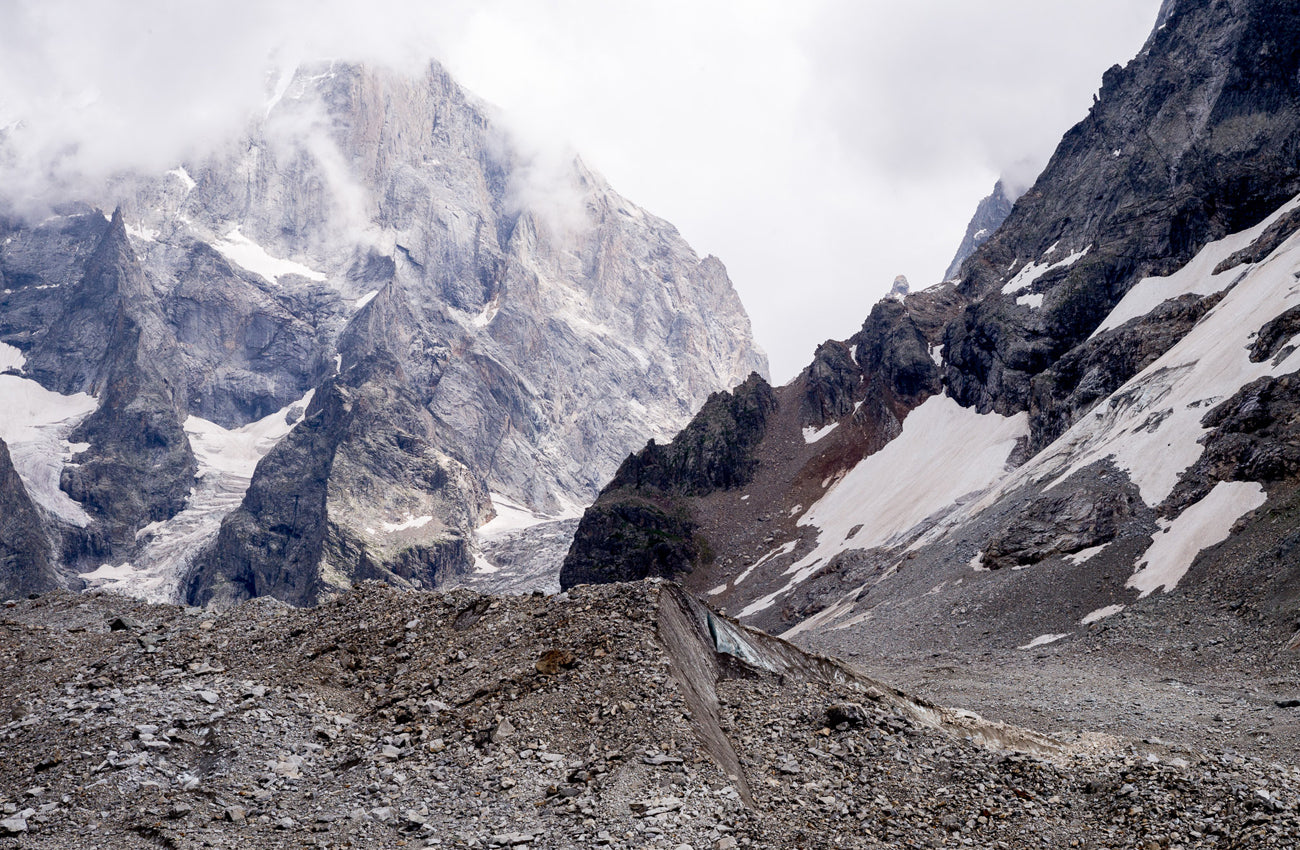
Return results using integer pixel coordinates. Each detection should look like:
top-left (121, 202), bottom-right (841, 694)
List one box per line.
top-left (30, 211), bottom-right (197, 561)
top-left (186, 353), bottom-right (489, 609)
top-left (0, 438), bottom-right (55, 599)
top-left (0, 59), bottom-right (765, 603)
top-left (946, 0), bottom-right (1300, 430)
top-left (163, 241), bottom-right (331, 428)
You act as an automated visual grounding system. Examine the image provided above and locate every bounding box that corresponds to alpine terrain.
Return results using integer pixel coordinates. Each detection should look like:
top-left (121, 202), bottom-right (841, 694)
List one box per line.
top-left (7, 1), bottom-right (1300, 849)
top-left (564, 0), bottom-right (1300, 783)
top-left (0, 60), bottom-right (766, 608)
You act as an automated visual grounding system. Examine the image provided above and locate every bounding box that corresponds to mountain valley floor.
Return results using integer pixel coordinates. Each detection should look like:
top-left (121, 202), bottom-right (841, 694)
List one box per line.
top-left (2, 581), bottom-right (1299, 849)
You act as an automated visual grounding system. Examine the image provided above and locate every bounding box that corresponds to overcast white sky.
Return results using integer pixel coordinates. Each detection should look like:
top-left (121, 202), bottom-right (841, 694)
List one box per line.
top-left (0, 0), bottom-right (1163, 381)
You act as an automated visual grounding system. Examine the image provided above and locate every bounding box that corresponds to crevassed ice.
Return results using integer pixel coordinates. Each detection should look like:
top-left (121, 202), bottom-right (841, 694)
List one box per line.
top-left (0, 374), bottom-right (98, 526)
top-left (80, 391), bottom-right (314, 602)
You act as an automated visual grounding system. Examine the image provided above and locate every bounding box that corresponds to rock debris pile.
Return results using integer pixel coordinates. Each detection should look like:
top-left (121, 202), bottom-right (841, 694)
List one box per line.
top-left (2, 581), bottom-right (1299, 848)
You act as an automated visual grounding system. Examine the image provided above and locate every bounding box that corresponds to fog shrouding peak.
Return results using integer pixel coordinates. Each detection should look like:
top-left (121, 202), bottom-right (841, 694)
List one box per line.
top-left (0, 0), bottom-right (1162, 379)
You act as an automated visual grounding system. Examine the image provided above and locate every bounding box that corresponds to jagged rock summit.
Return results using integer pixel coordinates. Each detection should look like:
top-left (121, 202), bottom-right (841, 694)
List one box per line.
top-left (0, 59), bottom-right (766, 606)
top-left (888, 275), bottom-right (910, 299)
top-left (942, 179), bottom-right (1016, 281)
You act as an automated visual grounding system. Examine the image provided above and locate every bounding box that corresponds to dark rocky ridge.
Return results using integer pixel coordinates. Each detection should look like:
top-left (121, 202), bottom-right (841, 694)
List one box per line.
top-left (29, 211), bottom-right (197, 563)
top-left (186, 354), bottom-right (488, 608)
top-left (946, 0), bottom-right (1300, 436)
top-left (0, 438), bottom-right (55, 599)
top-left (561, 0), bottom-right (1300, 706)
top-left (566, 0), bottom-right (1300, 605)
top-left (559, 374), bottom-right (777, 590)
top-left (564, 292), bottom-right (947, 592)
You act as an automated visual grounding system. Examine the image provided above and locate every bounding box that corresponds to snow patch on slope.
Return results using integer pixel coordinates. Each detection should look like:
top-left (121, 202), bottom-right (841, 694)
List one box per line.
top-left (739, 395), bottom-right (1027, 617)
top-left (1002, 247), bottom-right (1088, 296)
top-left (168, 167), bottom-right (197, 191)
top-left (381, 515), bottom-right (433, 533)
top-left (80, 392), bottom-right (314, 602)
top-left (733, 541), bottom-right (799, 588)
top-left (1031, 217), bottom-right (1300, 506)
top-left (1065, 544), bottom-right (1109, 565)
top-left (185, 395), bottom-right (314, 479)
top-left (802, 422), bottom-right (838, 444)
top-left (0, 374), bottom-right (98, 526)
top-left (212, 228), bottom-right (327, 283)
top-left (1093, 195), bottom-right (1300, 336)
top-left (1082, 604), bottom-right (1124, 625)
top-left (1018, 633), bottom-right (1070, 650)
top-left (1127, 481), bottom-right (1266, 598)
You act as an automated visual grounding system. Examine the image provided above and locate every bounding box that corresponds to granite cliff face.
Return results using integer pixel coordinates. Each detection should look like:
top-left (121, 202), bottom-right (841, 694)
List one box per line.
top-left (565, 0), bottom-right (1300, 661)
top-left (0, 437), bottom-right (55, 599)
top-left (0, 60), bottom-right (766, 605)
top-left (942, 179), bottom-right (1015, 282)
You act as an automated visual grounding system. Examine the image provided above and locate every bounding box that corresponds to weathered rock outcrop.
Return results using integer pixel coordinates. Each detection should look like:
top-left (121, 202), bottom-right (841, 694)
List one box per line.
top-left (1165, 371), bottom-right (1300, 513)
top-left (559, 374), bottom-right (775, 589)
top-left (186, 354), bottom-right (488, 608)
top-left (0, 438), bottom-right (56, 599)
top-left (980, 471), bottom-right (1147, 570)
top-left (610, 374), bottom-right (777, 497)
top-left (943, 179), bottom-right (1015, 281)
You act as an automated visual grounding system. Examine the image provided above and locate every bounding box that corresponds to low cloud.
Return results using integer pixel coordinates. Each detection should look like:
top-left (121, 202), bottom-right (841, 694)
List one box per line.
top-left (0, 0), bottom-right (1165, 379)
top-left (802, 0), bottom-right (1163, 193)
top-left (0, 0), bottom-right (482, 215)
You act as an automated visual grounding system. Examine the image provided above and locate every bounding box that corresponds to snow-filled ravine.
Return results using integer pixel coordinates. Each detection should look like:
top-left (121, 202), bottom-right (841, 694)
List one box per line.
top-left (0, 374), bottom-right (99, 527)
top-left (80, 392), bottom-right (313, 602)
top-left (1014, 195), bottom-right (1300, 507)
top-left (896, 192), bottom-right (1300, 613)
